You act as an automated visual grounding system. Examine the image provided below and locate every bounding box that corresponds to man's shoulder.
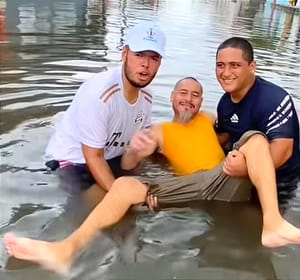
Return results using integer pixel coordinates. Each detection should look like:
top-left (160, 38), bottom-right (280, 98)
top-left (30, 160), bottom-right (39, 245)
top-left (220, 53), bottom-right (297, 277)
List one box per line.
top-left (82, 67), bottom-right (122, 103)
top-left (254, 77), bottom-right (288, 98)
top-left (139, 86), bottom-right (153, 104)
top-left (217, 92), bottom-right (231, 108)
top-left (246, 77), bottom-right (289, 112)
top-left (82, 67), bottom-right (120, 86)
top-left (198, 111), bottom-right (216, 123)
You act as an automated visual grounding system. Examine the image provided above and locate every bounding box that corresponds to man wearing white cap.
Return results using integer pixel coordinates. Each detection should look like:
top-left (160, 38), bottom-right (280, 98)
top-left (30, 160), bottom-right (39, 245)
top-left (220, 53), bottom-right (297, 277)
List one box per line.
top-left (43, 22), bottom-right (166, 200)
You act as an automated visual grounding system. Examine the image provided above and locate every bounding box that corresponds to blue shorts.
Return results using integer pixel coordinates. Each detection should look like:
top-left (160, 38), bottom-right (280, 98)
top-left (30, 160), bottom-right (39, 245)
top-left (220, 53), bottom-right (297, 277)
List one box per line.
top-left (46, 156), bottom-right (129, 194)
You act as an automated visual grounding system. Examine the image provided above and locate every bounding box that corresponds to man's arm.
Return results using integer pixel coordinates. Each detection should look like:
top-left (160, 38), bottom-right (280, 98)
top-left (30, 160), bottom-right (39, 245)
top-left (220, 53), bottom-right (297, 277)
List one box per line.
top-left (82, 144), bottom-right (115, 191)
top-left (121, 125), bottom-right (162, 170)
top-left (269, 138), bottom-right (293, 169)
top-left (222, 91), bottom-right (296, 176)
top-left (258, 93), bottom-right (295, 169)
top-left (216, 132), bottom-right (230, 148)
top-left (121, 146), bottom-right (147, 170)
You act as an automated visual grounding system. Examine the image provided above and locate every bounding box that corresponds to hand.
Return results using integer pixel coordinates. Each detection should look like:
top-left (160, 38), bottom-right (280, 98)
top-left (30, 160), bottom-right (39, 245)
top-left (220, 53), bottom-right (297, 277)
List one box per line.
top-left (121, 128), bottom-right (158, 170)
top-left (223, 150), bottom-right (248, 177)
top-left (146, 193), bottom-right (158, 211)
top-left (128, 129), bottom-right (157, 158)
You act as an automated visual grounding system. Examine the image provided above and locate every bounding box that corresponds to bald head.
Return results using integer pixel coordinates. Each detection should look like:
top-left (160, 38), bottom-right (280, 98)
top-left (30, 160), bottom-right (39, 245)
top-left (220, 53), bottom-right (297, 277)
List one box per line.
top-left (173, 77), bottom-right (203, 93)
top-left (171, 77), bottom-right (203, 123)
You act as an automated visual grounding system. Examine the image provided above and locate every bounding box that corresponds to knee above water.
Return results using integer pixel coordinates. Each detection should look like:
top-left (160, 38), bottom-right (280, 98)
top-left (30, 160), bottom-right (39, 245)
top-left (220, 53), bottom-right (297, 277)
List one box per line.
top-left (248, 134), bottom-right (269, 148)
top-left (112, 177), bottom-right (148, 201)
top-left (239, 134), bottom-right (270, 155)
top-left (113, 176), bottom-right (139, 188)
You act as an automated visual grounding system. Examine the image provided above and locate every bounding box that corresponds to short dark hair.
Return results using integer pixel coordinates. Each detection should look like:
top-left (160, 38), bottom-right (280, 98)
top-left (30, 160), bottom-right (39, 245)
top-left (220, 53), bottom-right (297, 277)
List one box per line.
top-left (216, 37), bottom-right (254, 63)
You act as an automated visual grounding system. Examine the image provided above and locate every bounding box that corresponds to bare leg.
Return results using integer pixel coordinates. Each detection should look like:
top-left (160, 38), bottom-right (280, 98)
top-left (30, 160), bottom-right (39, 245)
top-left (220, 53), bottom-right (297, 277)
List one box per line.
top-left (4, 177), bottom-right (148, 275)
top-left (82, 183), bottom-right (107, 210)
top-left (239, 134), bottom-right (300, 247)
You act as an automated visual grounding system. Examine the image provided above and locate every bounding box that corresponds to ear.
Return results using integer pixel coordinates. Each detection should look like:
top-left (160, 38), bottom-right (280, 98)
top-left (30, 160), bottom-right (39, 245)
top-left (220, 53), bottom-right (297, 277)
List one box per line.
top-left (250, 60), bottom-right (256, 74)
top-left (170, 91), bottom-right (175, 102)
top-left (199, 96), bottom-right (203, 107)
top-left (121, 47), bottom-right (128, 62)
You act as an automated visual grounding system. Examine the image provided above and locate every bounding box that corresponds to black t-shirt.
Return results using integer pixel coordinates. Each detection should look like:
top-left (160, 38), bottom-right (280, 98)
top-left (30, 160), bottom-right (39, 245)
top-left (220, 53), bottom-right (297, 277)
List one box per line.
top-left (215, 76), bottom-right (300, 181)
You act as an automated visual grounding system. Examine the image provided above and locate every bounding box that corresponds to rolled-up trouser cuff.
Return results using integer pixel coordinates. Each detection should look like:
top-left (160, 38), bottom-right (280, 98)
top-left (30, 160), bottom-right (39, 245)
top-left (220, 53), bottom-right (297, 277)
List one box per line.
top-left (233, 130), bottom-right (268, 150)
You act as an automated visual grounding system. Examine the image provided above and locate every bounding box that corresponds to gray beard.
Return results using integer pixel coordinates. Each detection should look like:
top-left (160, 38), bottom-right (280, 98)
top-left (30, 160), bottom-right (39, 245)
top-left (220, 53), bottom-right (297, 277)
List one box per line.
top-left (178, 111), bottom-right (193, 123)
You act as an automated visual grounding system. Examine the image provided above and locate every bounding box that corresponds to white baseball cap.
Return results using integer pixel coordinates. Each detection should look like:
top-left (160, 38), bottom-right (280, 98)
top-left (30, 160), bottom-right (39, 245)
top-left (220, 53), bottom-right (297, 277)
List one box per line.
top-left (124, 22), bottom-right (166, 57)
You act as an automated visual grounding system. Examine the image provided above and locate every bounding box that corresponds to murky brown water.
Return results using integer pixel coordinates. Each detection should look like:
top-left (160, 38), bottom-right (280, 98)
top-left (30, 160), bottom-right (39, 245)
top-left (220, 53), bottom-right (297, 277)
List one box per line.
top-left (0, 0), bottom-right (300, 279)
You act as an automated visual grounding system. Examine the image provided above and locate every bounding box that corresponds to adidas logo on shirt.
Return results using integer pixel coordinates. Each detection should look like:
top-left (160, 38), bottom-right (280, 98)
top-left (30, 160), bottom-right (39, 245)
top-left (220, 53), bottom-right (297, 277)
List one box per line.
top-left (230, 113), bottom-right (239, 123)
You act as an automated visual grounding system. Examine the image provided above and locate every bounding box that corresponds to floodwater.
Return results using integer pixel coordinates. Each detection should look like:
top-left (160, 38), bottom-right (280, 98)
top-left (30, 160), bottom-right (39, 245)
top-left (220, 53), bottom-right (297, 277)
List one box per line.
top-left (0, 0), bottom-right (300, 279)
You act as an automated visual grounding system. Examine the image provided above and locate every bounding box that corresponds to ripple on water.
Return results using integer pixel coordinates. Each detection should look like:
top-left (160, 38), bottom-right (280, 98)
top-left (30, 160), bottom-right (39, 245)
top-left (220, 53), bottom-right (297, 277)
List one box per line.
top-left (1, 1), bottom-right (300, 279)
top-left (135, 208), bottom-right (212, 261)
top-left (1, 70), bottom-right (28, 75)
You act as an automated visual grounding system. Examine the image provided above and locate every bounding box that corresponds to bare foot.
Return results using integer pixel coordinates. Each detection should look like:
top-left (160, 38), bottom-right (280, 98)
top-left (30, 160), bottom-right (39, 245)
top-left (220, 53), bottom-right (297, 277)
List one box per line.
top-left (262, 220), bottom-right (300, 248)
top-left (4, 232), bottom-right (73, 275)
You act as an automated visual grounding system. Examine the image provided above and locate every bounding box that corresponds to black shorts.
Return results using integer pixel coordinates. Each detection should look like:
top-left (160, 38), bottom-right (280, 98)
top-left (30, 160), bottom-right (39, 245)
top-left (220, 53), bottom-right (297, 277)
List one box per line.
top-left (46, 156), bottom-right (128, 194)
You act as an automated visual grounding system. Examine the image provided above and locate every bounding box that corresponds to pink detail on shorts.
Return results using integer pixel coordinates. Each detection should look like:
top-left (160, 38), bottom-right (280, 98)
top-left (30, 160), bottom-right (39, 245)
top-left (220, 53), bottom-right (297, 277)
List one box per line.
top-left (59, 161), bottom-right (73, 168)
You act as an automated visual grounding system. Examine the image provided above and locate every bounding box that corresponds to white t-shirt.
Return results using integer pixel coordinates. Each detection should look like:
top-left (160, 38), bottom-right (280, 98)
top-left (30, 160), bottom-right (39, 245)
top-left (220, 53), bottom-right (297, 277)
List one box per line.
top-left (45, 67), bottom-right (152, 163)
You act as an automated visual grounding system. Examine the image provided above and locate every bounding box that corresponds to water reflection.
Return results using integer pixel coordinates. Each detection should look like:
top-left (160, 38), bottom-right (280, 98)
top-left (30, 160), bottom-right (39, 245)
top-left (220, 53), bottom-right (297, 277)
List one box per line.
top-left (1, 0), bottom-right (300, 279)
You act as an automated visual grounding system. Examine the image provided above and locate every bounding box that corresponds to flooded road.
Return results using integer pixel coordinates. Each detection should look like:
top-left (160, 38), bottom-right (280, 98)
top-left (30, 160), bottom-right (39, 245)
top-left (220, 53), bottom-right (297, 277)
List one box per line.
top-left (0, 0), bottom-right (300, 279)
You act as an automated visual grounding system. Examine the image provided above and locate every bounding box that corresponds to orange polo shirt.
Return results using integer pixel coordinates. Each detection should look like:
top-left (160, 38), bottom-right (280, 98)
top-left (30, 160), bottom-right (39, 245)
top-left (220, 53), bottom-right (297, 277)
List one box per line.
top-left (162, 113), bottom-right (225, 175)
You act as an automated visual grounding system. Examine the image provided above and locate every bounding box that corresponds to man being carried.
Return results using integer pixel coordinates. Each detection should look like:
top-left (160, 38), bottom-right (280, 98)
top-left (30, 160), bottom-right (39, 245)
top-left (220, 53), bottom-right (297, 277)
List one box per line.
top-left (4, 77), bottom-right (300, 275)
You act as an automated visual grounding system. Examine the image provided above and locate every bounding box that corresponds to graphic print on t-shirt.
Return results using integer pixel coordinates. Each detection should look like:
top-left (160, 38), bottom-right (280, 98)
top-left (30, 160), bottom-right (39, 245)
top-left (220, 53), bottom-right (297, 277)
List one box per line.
top-left (134, 110), bottom-right (145, 124)
top-left (105, 132), bottom-right (125, 148)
